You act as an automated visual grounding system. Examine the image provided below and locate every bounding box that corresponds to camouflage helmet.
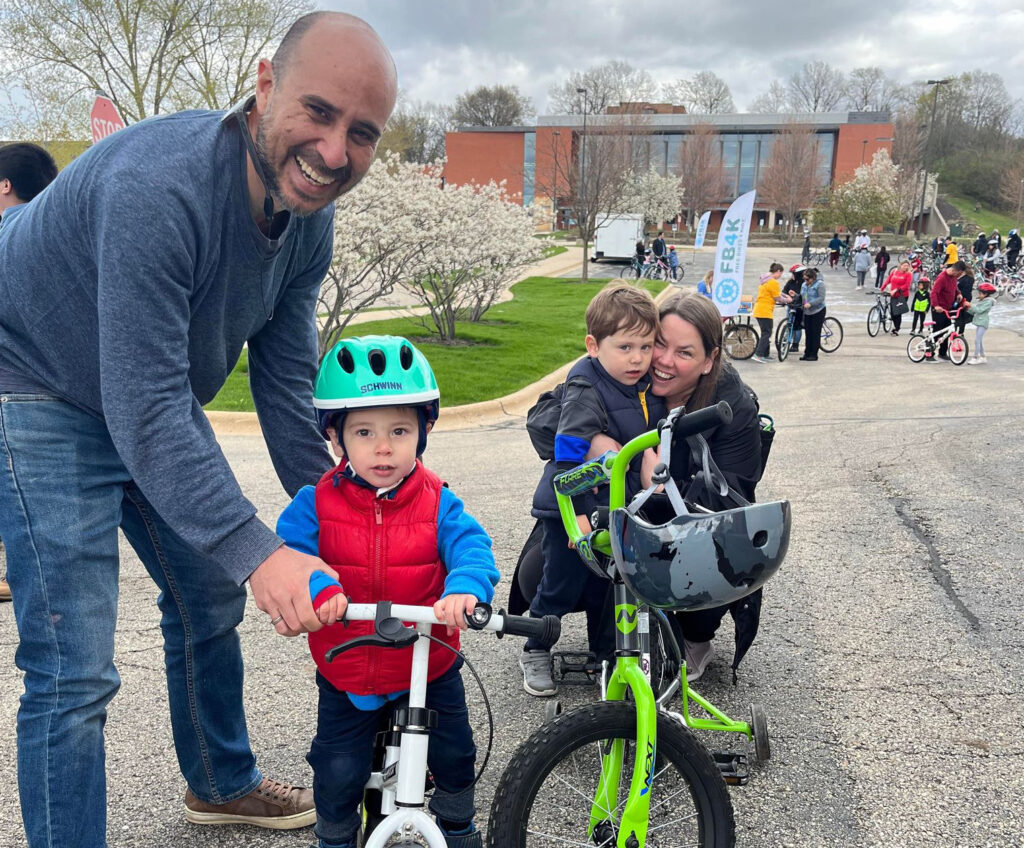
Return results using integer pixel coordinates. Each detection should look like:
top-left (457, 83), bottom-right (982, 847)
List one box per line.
top-left (608, 500), bottom-right (791, 611)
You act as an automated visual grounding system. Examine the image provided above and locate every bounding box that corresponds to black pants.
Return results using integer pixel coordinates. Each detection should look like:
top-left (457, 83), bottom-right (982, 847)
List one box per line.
top-left (891, 310), bottom-right (902, 332)
top-left (931, 308), bottom-right (952, 357)
top-left (1008, 250), bottom-right (1020, 270)
top-left (755, 317), bottom-right (773, 358)
top-left (802, 309), bottom-right (825, 359)
top-left (875, 267), bottom-right (887, 288)
top-left (911, 311), bottom-right (927, 333)
top-left (527, 517), bottom-right (614, 656)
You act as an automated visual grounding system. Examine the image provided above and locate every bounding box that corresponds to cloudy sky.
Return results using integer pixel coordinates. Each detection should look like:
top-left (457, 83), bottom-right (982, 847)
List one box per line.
top-left (325, 0), bottom-right (1024, 113)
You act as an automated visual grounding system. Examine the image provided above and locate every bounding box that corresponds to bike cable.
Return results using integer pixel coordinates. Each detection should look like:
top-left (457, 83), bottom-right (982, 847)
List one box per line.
top-left (420, 635), bottom-right (494, 789)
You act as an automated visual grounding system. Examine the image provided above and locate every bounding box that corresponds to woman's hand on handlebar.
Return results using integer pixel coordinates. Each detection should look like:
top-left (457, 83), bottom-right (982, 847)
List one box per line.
top-left (434, 593), bottom-right (477, 635)
top-left (640, 446), bottom-right (660, 489)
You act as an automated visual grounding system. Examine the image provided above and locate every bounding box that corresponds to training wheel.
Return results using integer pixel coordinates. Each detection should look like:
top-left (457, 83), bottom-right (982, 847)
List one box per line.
top-left (749, 703), bottom-right (770, 761)
top-left (544, 700), bottom-right (563, 722)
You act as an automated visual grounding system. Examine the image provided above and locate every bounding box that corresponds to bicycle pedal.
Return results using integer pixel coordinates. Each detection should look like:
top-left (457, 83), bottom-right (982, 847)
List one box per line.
top-left (712, 751), bottom-right (750, 786)
top-left (552, 651), bottom-right (600, 686)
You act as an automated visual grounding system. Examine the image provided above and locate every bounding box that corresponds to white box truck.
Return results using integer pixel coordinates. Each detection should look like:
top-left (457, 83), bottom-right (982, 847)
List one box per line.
top-left (592, 213), bottom-right (644, 262)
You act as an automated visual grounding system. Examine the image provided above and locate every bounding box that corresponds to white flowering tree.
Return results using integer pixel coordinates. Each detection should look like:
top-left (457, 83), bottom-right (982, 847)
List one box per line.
top-left (618, 168), bottom-right (684, 228)
top-left (318, 154), bottom-right (542, 351)
top-left (814, 150), bottom-right (904, 234)
top-left (398, 173), bottom-right (543, 341)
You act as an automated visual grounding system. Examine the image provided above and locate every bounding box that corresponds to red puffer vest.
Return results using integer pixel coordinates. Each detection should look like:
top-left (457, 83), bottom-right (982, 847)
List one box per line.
top-left (308, 461), bottom-right (459, 694)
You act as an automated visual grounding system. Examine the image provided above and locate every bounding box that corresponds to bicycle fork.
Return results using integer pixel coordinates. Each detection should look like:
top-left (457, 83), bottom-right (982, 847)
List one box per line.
top-left (590, 585), bottom-right (657, 848)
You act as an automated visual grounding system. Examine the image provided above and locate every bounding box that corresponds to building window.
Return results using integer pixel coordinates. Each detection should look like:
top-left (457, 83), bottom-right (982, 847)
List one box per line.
top-left (738, 135), bottom-right (758, 195)
top-left (815, 133), bottom-right (835, 187)
top-left (523, 131), bottom-right (535, 207)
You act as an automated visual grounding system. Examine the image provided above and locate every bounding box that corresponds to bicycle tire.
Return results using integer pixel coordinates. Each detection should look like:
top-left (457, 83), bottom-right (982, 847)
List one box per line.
top-left (722, 324), bottom-right (757, 360)
top-left (949, 335), bottom-right (969, 365)
top-left (820, 317), bottom-right (843, 353)
top-left (486, 702), bottom-right (735, 848)
top-left (866, 306), bottom-right (881, 337)
top-left (907, 334), bottom-right (928, 363)
top-left (880, 304), bottom-right (891, 333)
top-left (776, 325), bottom-right (791, 361)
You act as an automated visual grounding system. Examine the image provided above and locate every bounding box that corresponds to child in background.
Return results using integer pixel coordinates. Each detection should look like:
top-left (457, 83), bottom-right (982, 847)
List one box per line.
top-left (668, 245), bottom-right (679, 280)
top-left (911, 276), bottom-right (931, 334)
top-left (697, 269), bottom-right (713, 298)
top-left (276, 336), bottom-right (499, 848)
top-left (965, 282), bottom-right (996, 365)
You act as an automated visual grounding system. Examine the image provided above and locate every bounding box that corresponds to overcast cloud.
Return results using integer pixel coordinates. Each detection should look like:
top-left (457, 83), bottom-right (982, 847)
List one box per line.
top-left (325, 0), bottom-right (1024, 114)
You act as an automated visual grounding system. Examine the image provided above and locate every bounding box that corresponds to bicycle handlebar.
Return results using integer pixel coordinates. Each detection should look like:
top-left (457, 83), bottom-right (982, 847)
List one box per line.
top-left (671, 400), bottom-right (732, 440)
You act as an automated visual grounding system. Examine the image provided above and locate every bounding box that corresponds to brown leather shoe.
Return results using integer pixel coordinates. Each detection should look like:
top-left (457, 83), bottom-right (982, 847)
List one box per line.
top-left (184, 777), bottom-right (315, 829)
top-left (0, 578), bottom-right (11, 602)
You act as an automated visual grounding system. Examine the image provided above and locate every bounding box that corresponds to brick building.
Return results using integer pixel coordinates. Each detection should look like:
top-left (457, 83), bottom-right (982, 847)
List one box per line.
top-left (444, 110), bottom-right (894, 233)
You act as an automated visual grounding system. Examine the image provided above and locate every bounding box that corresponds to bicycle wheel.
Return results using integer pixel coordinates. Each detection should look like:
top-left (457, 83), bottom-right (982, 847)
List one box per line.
top-left (845, 260), bottom-right (856, 278)
top-left (723, 324), bottom-right (757, 360)
top-left (907, 334), bottom-right (928, 363)
top-left (487, 702), bottom-right (735, 848)
top-left (776, 323), bottom-right (791, 361)
top-left (866, 306), bottom-right (881, 337)
top-left (949, 334), bottom-right (969, 365)
top-left (880, 304), bottom-right (891, 333)
top-left (819, 317), bottom-right (843, 353)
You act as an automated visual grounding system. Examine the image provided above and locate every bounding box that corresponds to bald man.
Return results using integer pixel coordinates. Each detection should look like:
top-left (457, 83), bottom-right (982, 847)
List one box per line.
top-left (0, 13), bottom-right (396, 847)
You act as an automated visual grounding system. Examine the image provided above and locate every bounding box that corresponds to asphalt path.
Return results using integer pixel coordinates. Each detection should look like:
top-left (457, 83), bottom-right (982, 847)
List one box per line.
top-left (3, 258), bottom-right (1024, 846)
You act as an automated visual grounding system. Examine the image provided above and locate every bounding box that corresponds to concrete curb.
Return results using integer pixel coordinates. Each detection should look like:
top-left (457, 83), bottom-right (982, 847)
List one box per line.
top-left (206, 265), bottom-right (673, 437)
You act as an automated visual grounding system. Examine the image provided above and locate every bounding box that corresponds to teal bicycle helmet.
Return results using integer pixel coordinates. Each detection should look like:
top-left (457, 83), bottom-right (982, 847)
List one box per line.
top-left (315, 336), bottom-right (440, 454)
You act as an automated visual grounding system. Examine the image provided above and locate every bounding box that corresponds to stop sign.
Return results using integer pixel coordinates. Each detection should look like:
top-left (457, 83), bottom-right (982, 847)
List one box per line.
top-left (90, 96), bottom-right (125, 144)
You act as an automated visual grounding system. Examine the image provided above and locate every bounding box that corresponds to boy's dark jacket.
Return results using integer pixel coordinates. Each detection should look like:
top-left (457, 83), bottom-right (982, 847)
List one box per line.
top-left (530, 356), bottom-right (665, 520)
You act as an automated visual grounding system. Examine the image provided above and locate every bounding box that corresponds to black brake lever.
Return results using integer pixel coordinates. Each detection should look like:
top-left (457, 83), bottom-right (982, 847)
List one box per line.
top-left (324, 601), bottom-right (419, 662)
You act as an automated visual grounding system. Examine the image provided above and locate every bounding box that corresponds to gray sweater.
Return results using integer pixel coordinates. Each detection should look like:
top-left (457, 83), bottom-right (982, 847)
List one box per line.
top-left (0, 107), bottom-right (335, 583)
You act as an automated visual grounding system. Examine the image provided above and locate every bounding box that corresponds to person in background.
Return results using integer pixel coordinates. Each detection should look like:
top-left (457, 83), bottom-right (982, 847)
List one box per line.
top-left (853, 228), bottom-right (871, 251)
top-left (911, 276), bottom-right (931, 334)
top-left (802, 228), bottom-right (811, 264)
top-left (1006, 229), bottom-right (1021, 270)
top-left (799, 268), bottom-right (827, 362)
top-left (953, 262), bottom-right (975, 337)
top-left (752, 263), bottom-right (791, 363)
top-left (0, 142), bottom-right (59, 604)
top-left (873, 245), bottom-right (890, 289)
top-left (651, 231), bottom-right (666, 260)
top-left (929, 262), bottom-right (962, 359)
top-left (782, 264), bottom-right (806, 354)
top-left (696, 269), bottom-right (713, 298)
top-left (909, 249), bottom-right (923, 284)
top-left (982, 239), bottom-right (1001, 276)
top-left (667, 244), bottom-right (680, 280)
top-left (972, 231), bottom-right (988, 258)
top-left (943, 237), bottom-right (959, 266)
top-left (964, 282), bottom-right (997, 365)
top-left (828, 232), bottom-right (843, 268)
top-left (880, 259), bottom-right (912, 336)
top-left (853, 245), bottom-right (872, 290)
top-left (844, 233), bottom-right (851, 253)
top-left (991, 229), bottom-right (1002, 250)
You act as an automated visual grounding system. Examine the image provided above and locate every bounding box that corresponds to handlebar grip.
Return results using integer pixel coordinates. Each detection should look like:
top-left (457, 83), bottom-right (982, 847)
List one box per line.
top-left (501, 614), bottom-right (561, 645)
top-left (671, 401), bottom-right (732, 440)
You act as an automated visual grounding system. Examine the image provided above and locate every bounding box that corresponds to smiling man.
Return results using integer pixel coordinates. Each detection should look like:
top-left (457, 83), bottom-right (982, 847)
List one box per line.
top-left (0, 12), bottom-right (395, 848)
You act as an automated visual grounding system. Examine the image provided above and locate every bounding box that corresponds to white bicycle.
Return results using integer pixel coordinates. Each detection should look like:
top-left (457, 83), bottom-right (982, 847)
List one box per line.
top-left (319, 599), bottom-right (560, 848)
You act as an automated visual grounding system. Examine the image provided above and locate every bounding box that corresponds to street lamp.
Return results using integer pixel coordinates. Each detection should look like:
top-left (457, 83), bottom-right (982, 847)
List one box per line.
top-left (552, 130), bottom-right (561, 229)
top-left (918, 78), bottom-right (952, 237)
top-left (861, 139), bottom-right (868, 164)
top-left (576, 87), bottom-right (588, 212)
top-left (1017, 177), bottom-right (1023, 233)
top-left (577, 86), bottom-right (589, 271)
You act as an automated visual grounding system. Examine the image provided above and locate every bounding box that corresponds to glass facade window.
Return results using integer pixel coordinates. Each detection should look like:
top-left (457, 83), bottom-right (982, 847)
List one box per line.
top-left (738, 134), bottom-right (758, 194)
top-left (523, 131), bottom-right (535, 207)
top-left (815, 133), bottom-right (835, 187)
top-left (721, 138), bottom-right (739, 196)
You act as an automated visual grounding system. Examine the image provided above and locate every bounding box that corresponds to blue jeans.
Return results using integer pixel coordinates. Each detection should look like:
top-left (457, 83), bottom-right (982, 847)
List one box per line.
top-left (0, 394), bottom-right (260, 848)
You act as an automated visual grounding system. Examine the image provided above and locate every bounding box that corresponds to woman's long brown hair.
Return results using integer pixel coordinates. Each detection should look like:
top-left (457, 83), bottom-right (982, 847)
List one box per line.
top-left (657, 292), bottom-right (724, 412)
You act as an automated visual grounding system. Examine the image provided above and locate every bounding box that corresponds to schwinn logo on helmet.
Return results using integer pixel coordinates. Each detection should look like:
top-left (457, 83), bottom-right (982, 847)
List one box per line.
top-left (360, 381), bottom-right (402, 394)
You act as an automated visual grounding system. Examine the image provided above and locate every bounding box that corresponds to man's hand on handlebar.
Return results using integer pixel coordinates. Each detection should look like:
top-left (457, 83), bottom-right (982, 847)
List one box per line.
top-left (434, 593), bottom-right (477, 635)
top-left (249, 546), bottom-right (340, 636)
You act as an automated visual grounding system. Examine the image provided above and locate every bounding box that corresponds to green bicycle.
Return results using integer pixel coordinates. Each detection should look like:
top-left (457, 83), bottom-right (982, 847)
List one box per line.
top-left (488, 403), bottom-right (792, 848)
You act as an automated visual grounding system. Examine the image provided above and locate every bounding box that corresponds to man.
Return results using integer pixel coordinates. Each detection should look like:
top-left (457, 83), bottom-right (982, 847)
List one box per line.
top-left (853, 228), bottom-right (871, 251)
top-left (929, 261), bottom-right (963, 360)
top-left (0, 12), bottom-right (396, 848)
top-left (0, 142), bottom-right (59, 604)
top-left (1006, 228), bottom-right (1021, 270)
top-left (652, 230), bottom-right (666, 260)
top-left (801, 228), bottom-right (811, 264)
top-left (972, 231), bottom-right (987, 258)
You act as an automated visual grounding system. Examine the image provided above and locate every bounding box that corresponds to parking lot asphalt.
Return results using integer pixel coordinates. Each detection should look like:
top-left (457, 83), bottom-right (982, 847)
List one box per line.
top-left (3, 250), bottom-right (1024, 847)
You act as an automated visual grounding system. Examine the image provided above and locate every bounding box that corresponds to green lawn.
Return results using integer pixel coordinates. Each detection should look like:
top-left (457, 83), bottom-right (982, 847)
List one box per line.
top-left (946, 194), bottom-right (1021, 237)
top-left (205, 276), bottom-right (664, 411)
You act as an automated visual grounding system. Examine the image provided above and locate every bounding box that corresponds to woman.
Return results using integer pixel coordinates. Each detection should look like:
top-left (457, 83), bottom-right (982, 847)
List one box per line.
top-left (696, 269), bottom-right (713, 298)
top-left (799, 268), bottom-right (826, 361)
top-left (881, 259), bottom-right (912, 335)
top-left (751, 262), bottom-right (791, 363)
top-left (874, 245), bottom-right (890, 289)
top-left (646, 292), bottom-right (765, 681)
top-left (853, 246), bottom-right (872, 289)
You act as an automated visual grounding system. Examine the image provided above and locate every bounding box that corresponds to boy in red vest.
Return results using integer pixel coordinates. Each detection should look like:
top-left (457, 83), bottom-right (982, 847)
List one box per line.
top-left (276, 335), bottom-right (499, 848)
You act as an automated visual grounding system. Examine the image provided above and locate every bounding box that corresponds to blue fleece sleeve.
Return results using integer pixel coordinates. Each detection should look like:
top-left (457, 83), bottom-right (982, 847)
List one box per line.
top-left (437, 488), bottom-right (499, 602)
top-left (274, 486), bottom-right (320, 557)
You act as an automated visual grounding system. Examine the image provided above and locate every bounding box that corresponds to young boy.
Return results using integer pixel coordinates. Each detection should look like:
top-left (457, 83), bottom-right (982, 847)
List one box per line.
top-left (276, 336), bottom-right (499, 848)
top-left (521, 281), bottom-right (664, 696)
top-left (911, 276), bottom-right (931, 334)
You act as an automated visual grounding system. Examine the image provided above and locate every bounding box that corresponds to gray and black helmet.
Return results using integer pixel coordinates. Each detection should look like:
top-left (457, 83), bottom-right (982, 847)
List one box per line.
top-left (609, 500), bottom-right (790, 611)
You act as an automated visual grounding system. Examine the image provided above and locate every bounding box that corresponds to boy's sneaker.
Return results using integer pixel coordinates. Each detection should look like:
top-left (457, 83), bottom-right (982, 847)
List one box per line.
top-left (752, 356), bottom-right (768, 363)
top-left (967, 357), bottom-right (979, 365)
top-left (520, 649), bottom-right (556, 696)
top-left (184, 777), bottom-right (315, 829)
top-left (441, 824), bottom-right (483, 848)
top-left (683, 639), bottom-right (714, 683)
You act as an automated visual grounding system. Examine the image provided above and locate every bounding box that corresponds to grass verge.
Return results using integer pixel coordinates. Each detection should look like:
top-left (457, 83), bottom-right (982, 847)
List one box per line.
top-left (205, 276), bottom-right (664, 411)
top-left (946, 194), bottom-right (1020, 237)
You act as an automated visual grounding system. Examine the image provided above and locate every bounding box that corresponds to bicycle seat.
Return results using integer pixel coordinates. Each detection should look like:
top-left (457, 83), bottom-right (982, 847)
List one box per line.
top-left (924, 321), bottom-right (935, 328)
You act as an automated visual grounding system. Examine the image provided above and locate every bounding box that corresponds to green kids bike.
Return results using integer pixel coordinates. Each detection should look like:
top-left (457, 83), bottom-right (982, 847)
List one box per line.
top-left (487, 402), bottom-right (792, 848)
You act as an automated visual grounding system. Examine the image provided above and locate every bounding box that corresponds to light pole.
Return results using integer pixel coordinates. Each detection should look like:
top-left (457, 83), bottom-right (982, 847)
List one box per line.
top-left (1017, 177), bottom-right (1023, 233)
top-left (918, 78), bottom-right (952, 238)
top-left (552, 130), bottom-right (561, 230)
top-left (576, 87), bottom-right (589, 277)
top-left (861, 139), bottom-right (868, 164)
